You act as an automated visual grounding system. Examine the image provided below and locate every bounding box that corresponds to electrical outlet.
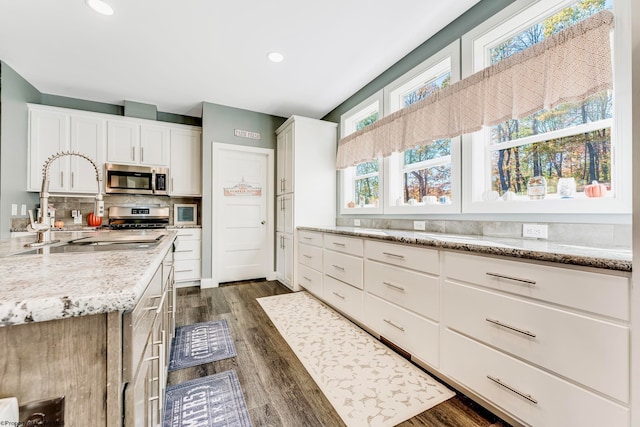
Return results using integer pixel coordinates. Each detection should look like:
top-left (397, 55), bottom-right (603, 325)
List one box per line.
top-left (11, 204), bottom-right (17, 216)
top-left (413, 220), bottom-right (426, 231)
top-left (353, 219), bottom-right (361, 227)
top-left (523, 223), bottom-right (548, 239)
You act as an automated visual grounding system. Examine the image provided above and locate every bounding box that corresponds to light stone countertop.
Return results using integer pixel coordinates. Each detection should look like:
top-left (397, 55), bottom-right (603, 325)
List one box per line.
top-left (299, 226), bottom-right (632, 272)
top-left (0, 229), bottom-right (177, 327)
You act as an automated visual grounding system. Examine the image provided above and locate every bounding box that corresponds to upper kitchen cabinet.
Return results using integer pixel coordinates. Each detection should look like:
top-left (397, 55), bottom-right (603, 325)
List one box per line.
top-left (107, 121), bottom-right (170, 167)
top-left (276, 123), bottom-right (293, 195)
top-left (28, 104), bottom-right (106, 193)
top-left (170, 128), bottom-right (202, 196)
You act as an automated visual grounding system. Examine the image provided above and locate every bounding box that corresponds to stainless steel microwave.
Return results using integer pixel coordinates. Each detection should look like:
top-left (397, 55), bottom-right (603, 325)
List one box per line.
top-left (104, 163), bottom-right (169, 195)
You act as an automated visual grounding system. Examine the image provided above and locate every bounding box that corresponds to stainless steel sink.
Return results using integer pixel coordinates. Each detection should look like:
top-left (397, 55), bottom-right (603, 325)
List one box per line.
top-left (11, 235), bottom-right (165, 256)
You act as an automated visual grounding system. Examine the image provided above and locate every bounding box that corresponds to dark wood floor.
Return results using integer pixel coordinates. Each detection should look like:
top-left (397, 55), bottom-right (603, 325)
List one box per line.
top-left (167, 280), bottom-right (511, 427)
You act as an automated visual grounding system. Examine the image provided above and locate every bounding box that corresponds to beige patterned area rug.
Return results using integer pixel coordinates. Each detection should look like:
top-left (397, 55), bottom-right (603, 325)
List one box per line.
top-left (257, 291), bottom-right (455, 427)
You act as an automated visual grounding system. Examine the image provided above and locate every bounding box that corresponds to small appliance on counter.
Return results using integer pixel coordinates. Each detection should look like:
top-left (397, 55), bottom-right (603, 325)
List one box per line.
top-left (107, 206), bottom-right (170, 229)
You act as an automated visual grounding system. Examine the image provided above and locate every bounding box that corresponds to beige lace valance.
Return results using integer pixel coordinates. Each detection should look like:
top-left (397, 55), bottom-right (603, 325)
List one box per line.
top-left (336, 10), bottom-right (614, 169)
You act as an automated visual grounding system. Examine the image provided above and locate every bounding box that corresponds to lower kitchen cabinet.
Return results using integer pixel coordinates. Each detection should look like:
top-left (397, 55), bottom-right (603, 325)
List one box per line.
top-left (124, 245), bottom-right (175, 426)
top-left (442, 329), bottom-right (629, 426)
top-left (172, 228), bottom-right (202, 287)
top-left (299, 228), bottom-right (632, 427)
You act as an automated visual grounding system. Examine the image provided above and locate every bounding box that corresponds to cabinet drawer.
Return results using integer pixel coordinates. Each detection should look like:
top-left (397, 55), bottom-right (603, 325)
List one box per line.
top-left (323, 234), bottom-right (363, 257)
top-left (364, 293), bottom-right (439, 367)
top-left (365, 259), bottom-right (439, 321)
top-left (323, 275), bottom-right (363, 321)
top-left (365, 240), bottom-right (439, 274)
top-left (442, 330), bottom-right (629, 427)
top-left (175, 228), bottom-right (202, 240)
top-left (173, 239), bottom-right (201, 261)
top-left (174, 259), bottom-right (201, 282)
top-left (298, 243), bottom-right (323, 271)
top-left (324, 250), bottom-right (363, 289)
top-left (444, 252), bottom-right (629, 320)
top-left (298, 264), bottom-right (323, 297)
top-left (443, 281), bottom-right (629, 403)
top-left (298, 230), bottom-right (323, 247)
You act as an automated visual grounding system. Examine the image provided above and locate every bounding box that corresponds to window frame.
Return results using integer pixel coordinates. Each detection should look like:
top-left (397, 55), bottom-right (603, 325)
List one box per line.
top-left (383, 41), bottom-right (462, 214)
top-left (461, 0), bottom-right (631, 214)
top-left (339, 91), bottom-right (384, 215)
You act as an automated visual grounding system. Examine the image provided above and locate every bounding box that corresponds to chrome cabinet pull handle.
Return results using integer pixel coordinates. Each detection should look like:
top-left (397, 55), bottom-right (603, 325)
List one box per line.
top-left (303, 236), bottom-right (312, 240)
top-left (71, 172), bottom-right (74, 188)
top-left (383, 252), bottom-right (405, 259)
top-left (303, 276), bottom-right (312, 281)
top-left (485, 318), bottom-right (536, 338)
top-left (332, 292), bottom-right (345, 299)
top-left (383, 281), bottom-right (405, 292)
top-left (60, 171), bottom-right (64, 187)
top-left (171, 177), bottom-right (174, 192)
top-left (383, 318), bottom-right (405, 331)
top-left (487, 375), bottom-right (538, 404)
top-left (331, 265), bottom-right (345, 271)
top-left (303, 254), bottom-right (312, 259)
top-left (141, 146), bottom-right (144, 162)
top-left (332, 242), bottom-right (346, 246)
top-left (486, 272), bottom-right (536, 285)
top-left (132, 146), bottom-right (135, 161)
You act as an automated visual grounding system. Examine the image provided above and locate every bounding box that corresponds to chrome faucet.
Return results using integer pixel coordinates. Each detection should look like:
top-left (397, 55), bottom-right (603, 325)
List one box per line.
top-left (26, 151), bottom-right (104, 247)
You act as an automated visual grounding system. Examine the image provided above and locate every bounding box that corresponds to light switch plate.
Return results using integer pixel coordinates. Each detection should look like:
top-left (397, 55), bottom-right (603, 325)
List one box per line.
top-left (21, 204), bottom-right (27, 216)
top-left (11, 204), bottom-right (17, 216)
top-left (523, 223), bottom-right (548, 239)
top-left (354, 219), bottom-right (361, 227)
top-left (413, 220), bottom-right (426, 231)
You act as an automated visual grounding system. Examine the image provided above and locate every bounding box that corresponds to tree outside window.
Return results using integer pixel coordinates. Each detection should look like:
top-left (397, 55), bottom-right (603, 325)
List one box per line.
top-left (488, 0), bottom-right (613, 198)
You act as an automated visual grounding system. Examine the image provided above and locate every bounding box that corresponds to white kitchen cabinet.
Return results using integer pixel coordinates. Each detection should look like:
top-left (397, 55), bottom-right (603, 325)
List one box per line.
top-left (276, 124), bottom-right (293, 195)
top-left (276, 194), bottom-right (293, 233)
top-left (297, 231), bottom-right (324, 297)
top-left (107, 121), bottom-right (170, 167)
top-left (274, 116), bottom-right (337, 291)
top-left (28, 105), bottom-right (105, 194)
top-left (172, 228), bottom-right (201, 287)
top-left (170, 128), bottom-right (202, 196)
top-left (276, 232), bottom-right (293, 288)
top-left (441, 251), bottom-right (630, 426)
top-left (299, 228), bottom-right (632, 427)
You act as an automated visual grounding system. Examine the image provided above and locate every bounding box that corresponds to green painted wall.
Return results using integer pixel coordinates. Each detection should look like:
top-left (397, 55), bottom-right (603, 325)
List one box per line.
top-left (200, 101), bottom-right (286, 279)
top-left (0, 62), bottom-right (41, 238)
top-left (322, 0), bottom-right (515, 124)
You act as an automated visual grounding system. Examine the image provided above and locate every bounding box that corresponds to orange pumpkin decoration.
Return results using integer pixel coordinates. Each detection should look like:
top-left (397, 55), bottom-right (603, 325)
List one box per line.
top-left (87, 212), bottom-right (102, 227)
top-left (585, 180), bottom-right (607, 198)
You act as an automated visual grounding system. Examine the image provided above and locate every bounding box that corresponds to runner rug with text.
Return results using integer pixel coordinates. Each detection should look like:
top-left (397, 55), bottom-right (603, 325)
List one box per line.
top-left (168, 319), bottom-right (237, 371)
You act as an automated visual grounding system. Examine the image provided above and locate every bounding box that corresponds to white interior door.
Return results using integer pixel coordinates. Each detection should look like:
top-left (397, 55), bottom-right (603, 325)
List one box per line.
top-left (213, 143), bottom-right (273, 284)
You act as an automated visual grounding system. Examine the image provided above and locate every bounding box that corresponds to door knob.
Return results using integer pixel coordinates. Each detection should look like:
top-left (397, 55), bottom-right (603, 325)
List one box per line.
top-left (261, 220), bottom-right (266, 225)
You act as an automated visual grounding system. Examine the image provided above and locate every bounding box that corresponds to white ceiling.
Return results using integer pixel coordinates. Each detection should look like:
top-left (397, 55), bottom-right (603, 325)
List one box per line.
top-left (0, 0), bottom-right (481, 120)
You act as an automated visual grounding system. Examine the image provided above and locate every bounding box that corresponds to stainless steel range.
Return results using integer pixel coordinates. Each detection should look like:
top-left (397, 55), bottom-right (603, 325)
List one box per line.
top-left (107, 206), bottom-right (170, 229)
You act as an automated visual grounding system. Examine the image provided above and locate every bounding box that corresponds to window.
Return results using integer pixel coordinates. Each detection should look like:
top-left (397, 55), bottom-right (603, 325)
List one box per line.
top-left (462, 0), bottom-right (630, 214)
top-left (340, 91), bottom-right (384, 213)
top-left (384, 41), bottom-right (461, 213)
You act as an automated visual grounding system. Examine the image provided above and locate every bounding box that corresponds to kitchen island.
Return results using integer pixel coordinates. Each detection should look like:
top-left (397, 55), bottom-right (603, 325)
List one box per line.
top-left (0, 228), bottom-right (177, 425)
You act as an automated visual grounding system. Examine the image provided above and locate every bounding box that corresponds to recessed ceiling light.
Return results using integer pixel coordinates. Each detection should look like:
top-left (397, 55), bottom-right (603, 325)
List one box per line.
top-left (85, 0), bottom-right (114, 16)
top-left (267, 52), bottom-right (284, 63)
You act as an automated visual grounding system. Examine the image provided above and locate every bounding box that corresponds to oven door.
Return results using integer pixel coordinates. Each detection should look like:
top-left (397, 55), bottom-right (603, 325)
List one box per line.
top-left (105, 164), bottom-right (154, 195)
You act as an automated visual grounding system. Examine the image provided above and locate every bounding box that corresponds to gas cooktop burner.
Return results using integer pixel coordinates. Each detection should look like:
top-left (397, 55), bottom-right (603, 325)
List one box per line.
top-left (108, 206), bottom-right (170, 229)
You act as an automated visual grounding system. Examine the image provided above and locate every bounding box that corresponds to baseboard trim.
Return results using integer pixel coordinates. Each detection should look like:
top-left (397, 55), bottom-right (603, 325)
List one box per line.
top-left (200, 278), bottom-right (218, 289)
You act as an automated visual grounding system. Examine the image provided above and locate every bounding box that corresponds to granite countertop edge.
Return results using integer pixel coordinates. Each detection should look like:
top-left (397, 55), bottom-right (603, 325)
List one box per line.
top-left (298, 226), bottom-right (632, 273)
top-left (0, 229), bottom-right (178, 327)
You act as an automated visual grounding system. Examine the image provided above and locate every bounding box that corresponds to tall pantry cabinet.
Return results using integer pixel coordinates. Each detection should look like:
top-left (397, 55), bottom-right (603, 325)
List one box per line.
top-left (275, 116), bottom-right (337, 291)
